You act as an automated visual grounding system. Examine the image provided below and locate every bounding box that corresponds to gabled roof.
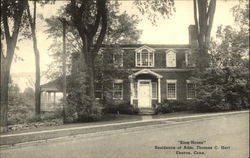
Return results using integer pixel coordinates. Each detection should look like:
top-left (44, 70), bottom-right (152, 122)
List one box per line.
top-left (129, 69), bottom-right (163, 79)
top-left (135, 45), bottom-right (155, 52)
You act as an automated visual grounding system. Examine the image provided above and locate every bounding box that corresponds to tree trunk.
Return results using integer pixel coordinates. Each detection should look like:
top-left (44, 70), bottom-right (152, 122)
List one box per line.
top-left (70, 0), bottom-right (107, 104)
top-left (82, 48), bottom-right (95, 100)
top-left (1, 46), bottom-right (14, 132)
top-left (27, 0), bottom-right (41, 117)
top-left (34, 47), bottom-right (41, 116)
top-left (0, 60), bottom-right (11, 133)
top-left (197, 47), bottom-right (209, 70)
top-left (1, 43), bottom-right (16, 133)
top-left (1, 0), bottom-right (26, 132)
top-left (60, 18), bottom-right (67, 123)
top-left (87, 54), bottom-right (95, 100)
top-left (193, 0), bottom-right (216, 71)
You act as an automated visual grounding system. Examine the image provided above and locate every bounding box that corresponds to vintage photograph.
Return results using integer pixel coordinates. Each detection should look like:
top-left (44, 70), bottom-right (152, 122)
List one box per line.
top-left (0, 0), bottom-right (249, 158)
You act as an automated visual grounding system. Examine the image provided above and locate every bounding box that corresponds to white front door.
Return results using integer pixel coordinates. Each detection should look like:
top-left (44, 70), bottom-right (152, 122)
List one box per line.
top-left (138, 81), bottom-right (151, 108)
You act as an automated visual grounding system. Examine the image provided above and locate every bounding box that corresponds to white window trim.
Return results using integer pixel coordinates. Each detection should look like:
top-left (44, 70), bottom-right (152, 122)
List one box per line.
top-left (152, 82), bottom-right (157, 99)
top-left (185, 52), bottom-right (189, 67)
top-left (135, 50), bottom-right (155, 67)
top-left (113, 80), bottom-right (123, 100)
top-left (95, 84), bottom-right (103, 100)
top-left (113, 51), bottom-right (123, 67)
top-left (166, 50), bottom-right (176, 67)
top-left (186, 80), bottom-right (196, 99)
top-left (166, 80), bottom-right (177, 100)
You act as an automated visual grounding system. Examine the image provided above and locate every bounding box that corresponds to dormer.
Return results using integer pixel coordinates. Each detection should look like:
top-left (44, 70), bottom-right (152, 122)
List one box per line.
top-left (135, 45), bottom-right (155, 67)
top-left (165, 49), bottom-right (176, 67)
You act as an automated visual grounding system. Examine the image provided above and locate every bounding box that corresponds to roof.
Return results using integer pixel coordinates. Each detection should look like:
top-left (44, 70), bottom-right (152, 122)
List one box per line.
top-left (40, 78), bottom-right (63, 92)
top-left (129, 69), bottom-right (163, 79)
top-left (101, 44), bottom-right (191, 49)
top-left (40, 76), bottom-right (71, 92)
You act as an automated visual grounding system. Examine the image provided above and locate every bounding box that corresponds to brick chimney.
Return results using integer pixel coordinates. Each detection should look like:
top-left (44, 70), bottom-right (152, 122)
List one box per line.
top-left (188, 25), bottom-right (198, 46)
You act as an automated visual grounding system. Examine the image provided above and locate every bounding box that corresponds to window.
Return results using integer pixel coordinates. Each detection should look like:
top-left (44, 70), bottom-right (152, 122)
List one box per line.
top-left (186, 80), bottom-right (195, 99)
top-left (185, 52), bottom-right (195, 67)
top-left (152, 82), bottom-right (157, 99)
top-left (166, 80), bottom-right (177, 100)
top-left (95, 83), bottom-right (103, 100)
top-left (113, 52), bottom-right (123, 67)
top-left (136, 49), bottom-right (154, 67)
top-left (113, 80), bottom-right (123, 99)
top-left (133, 82), bottom-right (138, 99)
top-left (166, 51), bottom-right (176, 67)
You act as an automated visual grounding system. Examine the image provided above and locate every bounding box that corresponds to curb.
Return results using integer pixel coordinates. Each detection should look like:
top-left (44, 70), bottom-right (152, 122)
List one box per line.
top-left (0, 110), bottom-right (248, 148)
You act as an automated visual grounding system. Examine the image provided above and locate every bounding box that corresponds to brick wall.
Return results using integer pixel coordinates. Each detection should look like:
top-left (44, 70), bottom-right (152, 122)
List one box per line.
top-left (158, 71), bottom-right (192, 102)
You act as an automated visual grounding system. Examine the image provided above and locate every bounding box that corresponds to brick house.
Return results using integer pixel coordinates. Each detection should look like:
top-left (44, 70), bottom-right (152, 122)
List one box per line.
top-left (41, 25), bottom-right (198, 113)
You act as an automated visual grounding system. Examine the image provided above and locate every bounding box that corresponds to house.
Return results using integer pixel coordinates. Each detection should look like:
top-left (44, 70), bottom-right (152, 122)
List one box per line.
top-left (40, 25), bottom-right (198, 113)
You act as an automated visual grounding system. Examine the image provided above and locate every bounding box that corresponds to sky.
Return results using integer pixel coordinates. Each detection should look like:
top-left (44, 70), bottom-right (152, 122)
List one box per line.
top-left (9, 0), bottom-right (238, 90)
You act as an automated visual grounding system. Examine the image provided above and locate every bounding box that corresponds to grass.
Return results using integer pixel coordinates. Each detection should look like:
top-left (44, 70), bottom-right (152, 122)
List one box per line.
top-left (3, 114), bottom-right (142, 135)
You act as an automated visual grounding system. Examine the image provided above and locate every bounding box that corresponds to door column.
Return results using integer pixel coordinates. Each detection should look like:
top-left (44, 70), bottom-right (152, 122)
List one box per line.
top-left (158, 78), bottom-right (161, 103)
top-left (130, 79), bottom-right (134, 104)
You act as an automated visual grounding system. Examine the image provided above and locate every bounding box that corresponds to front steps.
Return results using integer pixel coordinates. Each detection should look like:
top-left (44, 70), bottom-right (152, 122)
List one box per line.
top-left (139, 108), bottom-right (156, 115)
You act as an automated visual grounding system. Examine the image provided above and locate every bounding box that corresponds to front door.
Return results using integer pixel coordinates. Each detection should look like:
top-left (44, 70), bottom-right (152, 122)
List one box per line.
top-left (138, 81), bottom-right (151, 108)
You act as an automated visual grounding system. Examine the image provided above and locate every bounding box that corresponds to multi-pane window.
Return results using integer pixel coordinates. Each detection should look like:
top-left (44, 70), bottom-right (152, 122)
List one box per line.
top-left (113, 80), bottom-right (123, 99)
top-left (185, 52), bottom-right (195, 67)
top-left (95, 83), bottom-right (103, 100)
top-left (133, 82), bottom-right (138, 99)
top-left (136, 49), bottom-right (154, 67)
top-left (166, 51), bottom-right (176, 67)
top-left (113, 52), bottom-right (123, 67)
top-left (166, 80), bottom-right (177, 99)
top-left (186, 80), bottom-right (195, 99)
top-left (152, 82), bottom-right (157, 99)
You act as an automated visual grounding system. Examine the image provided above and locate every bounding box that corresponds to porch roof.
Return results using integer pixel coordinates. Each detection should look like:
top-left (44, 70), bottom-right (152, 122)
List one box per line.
top-left (129, 69), bottom-right (163, 79)
top-left (40, 78), bottom-right (63, 92)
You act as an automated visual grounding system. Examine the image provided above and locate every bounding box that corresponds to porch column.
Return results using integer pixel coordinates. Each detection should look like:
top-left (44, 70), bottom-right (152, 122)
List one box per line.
top-left (54, 92), bottom-right (56, 104)
top-left (44, 92), bottom-right (47, 103)
top-left (43, 92), bottom-right (48, 111)
top-left (158, 78), bottom-right (161, 103)
top-left (40, 92), bottom-right (44, 104)
top-left (130, 79), bottom-right (134, 104)
top-left (48, 92), bottom-right (51, 103)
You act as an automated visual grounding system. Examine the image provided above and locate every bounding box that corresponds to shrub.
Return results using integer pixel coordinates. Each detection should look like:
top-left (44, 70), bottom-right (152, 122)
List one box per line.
top-left (76, 100), bottom-right (104, 122)
top-left (193, 67), bottom-right (249, 112)
top-left (156, 100), bottom-right (173, 114)
top-left (170, 100), bottom-right (195, 112)
top-left (103, 101), bottom-right (139, 115)
top-left (156, 100), bottom-right (196, 114)
top-left (7, 93), bottom-right (34, 125)
top-left (66, 73), bottom-right (104, 123)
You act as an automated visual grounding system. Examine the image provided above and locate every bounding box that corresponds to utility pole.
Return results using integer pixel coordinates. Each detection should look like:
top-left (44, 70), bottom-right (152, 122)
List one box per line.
top-left (59, 18), bottom-right (67, 123)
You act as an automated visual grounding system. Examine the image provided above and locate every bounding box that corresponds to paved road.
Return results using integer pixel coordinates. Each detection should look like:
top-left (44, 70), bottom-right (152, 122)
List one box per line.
top-left (1, 113), bottom-right (249, 158)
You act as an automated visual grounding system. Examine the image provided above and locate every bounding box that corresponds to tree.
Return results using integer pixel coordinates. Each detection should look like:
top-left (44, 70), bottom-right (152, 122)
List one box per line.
top-left (67, 0), bottom-right (108, 103)
top-left (44, 1), bottom-right (141, 79)
top-left (44, 2), bottom-right (141, 121)
top-left (193, 0), bottom-right (216, 69)
top-left (1, 0), bottom-right (26, 132)
top-left (193, 0), bottom-right (249, 112)
top-left (26, 0), bottom-right (41, 117)
top-left (134, 0), bottom-right (217, 69)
